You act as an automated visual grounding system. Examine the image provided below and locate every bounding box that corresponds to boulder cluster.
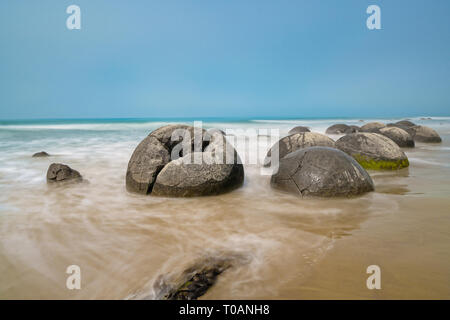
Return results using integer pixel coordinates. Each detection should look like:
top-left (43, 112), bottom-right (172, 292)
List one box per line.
top-left (35, 119), bottom-right (441, 200)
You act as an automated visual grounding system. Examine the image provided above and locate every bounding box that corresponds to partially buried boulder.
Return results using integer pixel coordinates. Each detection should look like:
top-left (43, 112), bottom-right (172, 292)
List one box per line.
top-left (288, 126), bottom-right (310, 134)
top-left (325, 124), bottom-right (349, 134)
top-left (264, 132), bottom-right (335, 167)
top-left (394, 120), bottom-right (416, 128)
top-left (360, 122), bottom-right (386, 133)
top-left (336, 133), bottom-right (409, 170)
top-left (270, 146), bottom-right (374, 197)
top-left (126, 125), bottom-right (244, 197)
top-left (32, 151), bottom-right (50, 157)
top-left (379, 127), bottom-right (415, 148)
top-left (46, 163), bottom-right (82, 183)
top-left (345, 125), bottom-right (360, 134)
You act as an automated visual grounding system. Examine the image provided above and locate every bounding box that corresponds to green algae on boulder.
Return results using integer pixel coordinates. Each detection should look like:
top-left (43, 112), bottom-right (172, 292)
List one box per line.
top-left (336, 132), bottom-right (409, 170)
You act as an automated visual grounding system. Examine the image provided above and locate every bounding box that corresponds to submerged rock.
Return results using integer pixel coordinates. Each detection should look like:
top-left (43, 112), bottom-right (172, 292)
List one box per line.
top-left (360, 122), bottom-right (386, 133)
top-left (336, 133), bottom-right (409, 170)
top-left (325, 124), bottom-right (349, 134)
top-left (264, 132), bottom-right (335, 167)
top-left (288, 126), bottom-right (310, 134)
top-left (271, 146), bottom-right (374, 197)
top-left (32, 151), bottom-right (50, 157)
top-left (46, 163), bottom-right (82, 183)
top-left (379, 127), bottom-right (415, 148)
top-left (126, 125), bottom-right (244, 197)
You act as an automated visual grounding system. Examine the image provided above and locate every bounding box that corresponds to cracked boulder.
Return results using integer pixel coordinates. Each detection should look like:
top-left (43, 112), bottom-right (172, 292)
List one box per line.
top-left (264, 132), bottom-right (335, 167)
top-left (126, 125), bottom-right (244, 197)
top-left (336, 132), bottom-right (409, 170)
top-left (46, 163), bottom-right (82, 184)
top-left (271, 146), bottom-right (374, 197)
top-left (325, 124), bottom-right (350, 134)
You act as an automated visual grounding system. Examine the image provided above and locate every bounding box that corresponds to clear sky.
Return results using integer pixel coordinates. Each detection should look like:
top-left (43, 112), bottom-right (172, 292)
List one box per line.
top-left (0, 0), bottom-right (449, 119)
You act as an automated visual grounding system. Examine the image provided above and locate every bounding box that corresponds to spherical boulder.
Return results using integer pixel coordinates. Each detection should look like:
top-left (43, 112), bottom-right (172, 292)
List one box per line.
top-left (126, 125), bottom-right (244, 197)
top-left (360, 122), bottom-right (386, 133)
top-left (409, 125), bottom-right (442, 143)
top-left (288, 126), bottom-right (310, 134)
top-left (33, 151), bottom-right (50, 157)
top-left (264, 132), bottom-right (335, 167)
top-left (326, 124), bottom-right (349, 134)
top-left (270, 147), bottom-right (374, 197)
top-left (336, 133), bottom-right (409, 170)
top-left (47, 163), bottom-right (82, 183)
top-left (379, 127), bottom-right (415, 148)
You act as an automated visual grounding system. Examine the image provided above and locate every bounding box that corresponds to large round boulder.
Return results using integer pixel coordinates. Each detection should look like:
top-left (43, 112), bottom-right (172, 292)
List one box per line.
top-left (336, 133), bottom-right (409, 170)
top-left (325, 124), bottom-right (349, 134)
top-left (47, 163), bottom-right (82, 184)
top-left (126, 125), bottom-right (244, 197)
top-left (271, 147), bottom-right (374, 197)
top-left (409, 125), bottom-right (442, 143)
top-left (288, 126), bottom-right (310, 134)
top-left (360, 122), bottom-right (386, 133)
top-left (264, 132), bottom-right (335, 167)
top-left (379, 127), bottom-right (415, 148)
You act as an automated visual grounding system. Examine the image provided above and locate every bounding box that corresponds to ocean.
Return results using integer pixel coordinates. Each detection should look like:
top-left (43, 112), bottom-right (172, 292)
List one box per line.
top-left (0, 117), bottom-right (449, 299)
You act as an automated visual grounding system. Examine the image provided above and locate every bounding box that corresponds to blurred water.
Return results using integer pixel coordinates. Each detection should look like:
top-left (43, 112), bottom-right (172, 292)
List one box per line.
top-left (0, 117), bottom-right (449, 299)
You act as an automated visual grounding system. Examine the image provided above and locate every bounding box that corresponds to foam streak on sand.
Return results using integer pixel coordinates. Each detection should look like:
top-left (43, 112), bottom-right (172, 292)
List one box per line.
top-left (0, 117), bottom-right (449, 299)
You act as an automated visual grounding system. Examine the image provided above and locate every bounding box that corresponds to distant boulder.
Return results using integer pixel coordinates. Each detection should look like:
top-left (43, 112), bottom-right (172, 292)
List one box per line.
top-left (394, 120), bottom-right (416, 128)
top-left (288, 126), bottom-right (310, 134)
top-left (360, 122), bottom-right (386, 133)
top-left (336, 133), bottom-right (409, 170)
top-left (409, 125), bottom-right (442, 143)
top-left (126, 125), bottom-right (244, 197)
top-left (379, 127), bottom-right (415, 148)
top-left (271, 147), bottom-right (374, 197)
top-left (345, 125), bottom-right (360, 134)
top-left (264, 132), bottom-right (335, 167)
top-left (32, 151), bottom-right (50, 158)
top-left (46, 163), bottom-right (82, 183)
top-left (325, 124), bottom-right (349, 134)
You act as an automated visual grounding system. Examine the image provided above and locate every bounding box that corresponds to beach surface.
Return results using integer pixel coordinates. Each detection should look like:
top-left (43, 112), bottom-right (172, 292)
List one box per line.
top-left (0, 117), bottom-right (449, 299)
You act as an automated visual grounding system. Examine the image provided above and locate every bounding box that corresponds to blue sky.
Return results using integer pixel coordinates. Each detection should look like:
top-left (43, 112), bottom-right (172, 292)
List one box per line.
top-left (0, 0), bottom-right (449, 119)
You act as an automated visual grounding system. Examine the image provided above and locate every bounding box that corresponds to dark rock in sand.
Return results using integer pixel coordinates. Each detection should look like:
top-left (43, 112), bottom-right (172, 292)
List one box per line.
top-left (288, 126), bottom-right (310, 134)
top-left (325, 124), bottom-right (349, 134)
top-left (126, 125), bottom-right (244, 197)
top-left (379, 127), bottom-right (415, 148)
top-left (360, 122), bottom-right (386, 133)
top-left (46, 163), bottom-right (82, 183)
top-left (336, 133), bottom-right (409, 170)
top-left (264, 132), bottom-right (335, 167)
top-left (271, 146), bottom-right (374, 197)
top-left (409, 125), bottom-right (442, 143)
top-left (32, 151), bottom-right (50, 157)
